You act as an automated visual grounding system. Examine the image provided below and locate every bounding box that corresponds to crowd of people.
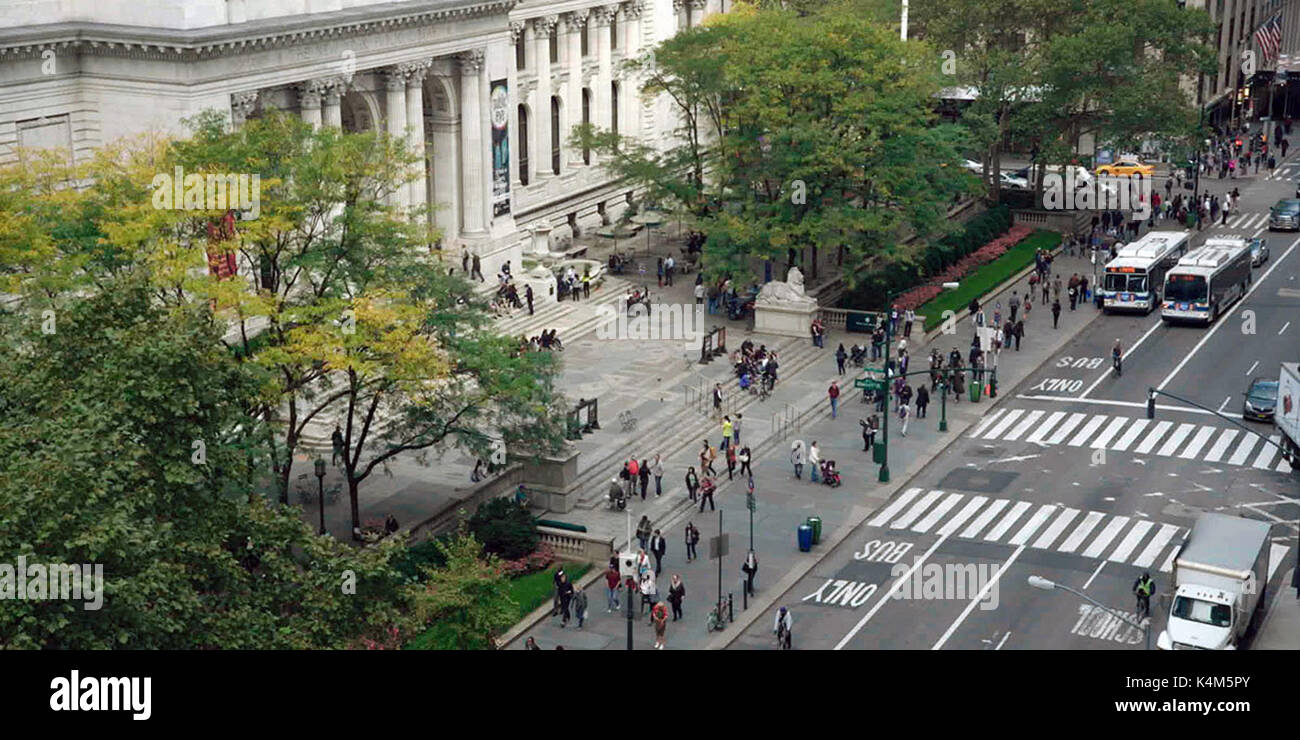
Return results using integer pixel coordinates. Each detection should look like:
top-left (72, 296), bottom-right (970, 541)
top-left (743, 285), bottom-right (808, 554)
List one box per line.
top-left (733, 339), bottom-right (780, 395)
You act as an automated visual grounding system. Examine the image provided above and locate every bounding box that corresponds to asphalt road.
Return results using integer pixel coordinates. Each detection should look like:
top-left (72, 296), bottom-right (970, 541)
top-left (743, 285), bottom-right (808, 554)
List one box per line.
top-left (731, 154), bottom-right (1300, 651)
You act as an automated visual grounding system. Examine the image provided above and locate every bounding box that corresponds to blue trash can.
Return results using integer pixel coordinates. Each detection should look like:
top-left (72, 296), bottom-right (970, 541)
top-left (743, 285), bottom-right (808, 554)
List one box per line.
top-left (797, 524), bottom-right (813, 552)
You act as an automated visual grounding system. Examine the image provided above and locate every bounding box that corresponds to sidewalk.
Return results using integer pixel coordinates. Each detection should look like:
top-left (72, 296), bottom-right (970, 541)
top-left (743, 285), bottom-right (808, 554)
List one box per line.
top-left (1252, 570), bottom-right (1300, 649)
top-left (505, 244), bottom-right (1106, 649)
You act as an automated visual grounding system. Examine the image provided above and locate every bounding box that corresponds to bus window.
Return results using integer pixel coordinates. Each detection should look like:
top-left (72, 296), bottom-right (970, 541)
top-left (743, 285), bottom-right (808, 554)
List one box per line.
top-left (1164, 275), bottom-right (1206, 302)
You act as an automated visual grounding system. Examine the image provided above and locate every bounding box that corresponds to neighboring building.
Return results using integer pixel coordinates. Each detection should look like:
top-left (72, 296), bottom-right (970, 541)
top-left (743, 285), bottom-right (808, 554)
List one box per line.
top-left (1188, 0), bottom-right (1299, 123)
top-left (0, 0), bottom-right (724, 279)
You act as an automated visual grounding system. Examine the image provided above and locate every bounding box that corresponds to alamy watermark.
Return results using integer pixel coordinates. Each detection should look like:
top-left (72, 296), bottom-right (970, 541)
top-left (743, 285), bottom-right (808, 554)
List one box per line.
top-left (151, 165), bottom-right (261, 220)
top-left (0, 556), bottom-right (104, 610)
top-left (595, 301), bottom-right (705, 341)
top-left (1042, 171), bottom-right (1151, 220)
top-left (890, 557), bottom-right (999, 610)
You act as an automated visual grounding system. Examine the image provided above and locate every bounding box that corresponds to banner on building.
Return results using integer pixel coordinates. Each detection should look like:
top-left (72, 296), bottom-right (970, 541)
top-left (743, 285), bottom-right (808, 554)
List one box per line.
top-left (490, 79), bottom-right (511, 218)
top-left (206, 210), bottom-right (239, 280)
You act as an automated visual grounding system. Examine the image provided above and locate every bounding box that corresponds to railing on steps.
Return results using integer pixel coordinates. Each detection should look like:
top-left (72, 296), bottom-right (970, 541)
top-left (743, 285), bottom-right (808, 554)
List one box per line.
top-left (537, 527), bottom-right (616, 564)
top-left (770, 402), bottom-right (800, 441)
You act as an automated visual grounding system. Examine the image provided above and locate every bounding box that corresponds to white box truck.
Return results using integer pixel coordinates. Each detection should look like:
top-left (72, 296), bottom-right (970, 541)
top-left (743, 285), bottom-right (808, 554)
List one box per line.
top-left (1277, 362), bottom-right (1300, 464)
top-left (1157, 513), bottom-right (1271, 650)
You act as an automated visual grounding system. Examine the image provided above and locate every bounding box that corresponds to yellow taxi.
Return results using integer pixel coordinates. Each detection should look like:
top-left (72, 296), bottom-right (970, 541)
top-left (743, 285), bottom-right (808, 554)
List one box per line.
top-left (1095, 156), bottom-right (1155, 178)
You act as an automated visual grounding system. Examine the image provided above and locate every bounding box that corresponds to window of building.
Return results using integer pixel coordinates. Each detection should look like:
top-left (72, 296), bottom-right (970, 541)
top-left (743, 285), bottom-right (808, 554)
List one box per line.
top-left (549, 34), bottom-right (559, 64)
top-left (551, 96), bottom-right (561, 175)
top-left (581, 24), bottom-right (589, 57)
top-left (518, 104), bottom-right (530, 185)
top-left (16, 114), bottom-right (73, 166)
top-left (582, 88), bottom-right (591, 165)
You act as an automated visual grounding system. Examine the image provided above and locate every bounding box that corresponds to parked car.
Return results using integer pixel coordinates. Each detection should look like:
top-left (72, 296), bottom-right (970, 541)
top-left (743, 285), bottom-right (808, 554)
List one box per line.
top-left (999, 171), bottom-right (1030, 190)
top-left (1248, 237), bottom-right (1269, 266)
top-left (1095, 157), bottom-right (1155, 178)
top-left (1242, 377), bottom-right (1278, 422)
top-left (1268, 198), bottom-right (1300, 231)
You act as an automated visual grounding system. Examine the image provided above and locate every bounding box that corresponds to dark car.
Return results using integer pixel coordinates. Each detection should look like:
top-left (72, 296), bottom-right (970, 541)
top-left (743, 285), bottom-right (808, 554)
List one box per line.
top-left (1268, 198), bottom-right (1300, 231)
top-left (1242, 378), bottom-right (1278, 422)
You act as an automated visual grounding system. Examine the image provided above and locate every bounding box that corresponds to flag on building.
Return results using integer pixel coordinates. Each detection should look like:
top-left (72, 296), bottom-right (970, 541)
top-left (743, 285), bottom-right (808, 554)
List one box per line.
top-left (1254, 12), bottom-right (1283, 66)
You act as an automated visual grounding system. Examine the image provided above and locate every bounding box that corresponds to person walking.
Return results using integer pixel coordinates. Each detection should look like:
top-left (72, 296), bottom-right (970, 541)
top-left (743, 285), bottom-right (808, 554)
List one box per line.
top-left (636, 515), bottom-right (652, 552)
top-left (667, 575), bottom-right (686, 622)
top-left (808, 441), bottom-right (821, 483)
top-left (1008, 292), bottom-right (1020, 323)
top-left (685, 522), bottom-right (700, 562)
top-left (638, 459), bottom-right (651, 500)
top-left (700, 440), bottom-right (717, 476)
top-left (524, 283), bottom-right (534, 316)
top-left (650, 455), bottom-right (664, 497)
top-left (556, 572), bottom-right (574, 628)
top-left (835, 343), bottom-right (847, 375)
top-left (331, 425), bottom-right (345, 467)
top-left (737, 445), bottom-right (752, 477)
top-left (711, 382), bottom-right (723, 418)
top-left (651, 600), bottom-right (669, 649)
top-left (639, 570), bottom-right (658, 617)
top-left (828, 381), bottom-right (841, 419)
top-left (725, 444), bottom-right (737, 480)
top-left (903, 308), bottom-right (915, 338)
top-left (790, 439), bottom-right (806, 479)
top-left (572, 586), bottom-right (588, 629)
top-left (524, 636), bottom-right (541, 650)
top-left (732, 413), bottom-right (742, 446)
top-left (860, 416), bottom-right (877, 451)
top-left (1013, 319), bottom-right (1023, 350)
top-left (604, 561), bottom-right (622, 612)
top-left (916, 384), bottom-right (929, 418)
top-left (1051, 298), bottom-right (1061, 329)
top-left (721, 416), bottom-right (733, 452)
top-left (685, 466), bottom-right (699, 503)
top-left (650, 529), bottom-right (667, 576)
top-left (471, 253), bottom-right (485, 282)
top-left (898, 400), bottom-right (911, 437)
top-left (741, 550), bottom-right (759, 597)
top-left (698, 476), bottom-right (716, 512)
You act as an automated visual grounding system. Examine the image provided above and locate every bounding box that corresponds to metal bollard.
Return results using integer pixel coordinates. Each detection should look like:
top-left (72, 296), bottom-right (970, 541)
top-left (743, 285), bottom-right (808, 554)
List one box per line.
top-left (728, 592), bottom-right (734, 622)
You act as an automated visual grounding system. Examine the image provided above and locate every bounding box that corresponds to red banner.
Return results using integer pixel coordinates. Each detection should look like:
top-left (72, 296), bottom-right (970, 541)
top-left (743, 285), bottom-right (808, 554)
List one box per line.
top-left (206, 211), bottom-right (238, 280)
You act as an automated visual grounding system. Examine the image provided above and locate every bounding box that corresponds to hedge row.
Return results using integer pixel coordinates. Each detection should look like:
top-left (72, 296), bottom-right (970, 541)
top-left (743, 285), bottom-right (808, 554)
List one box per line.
top-left (841, 205), bottom-right (1014, 311)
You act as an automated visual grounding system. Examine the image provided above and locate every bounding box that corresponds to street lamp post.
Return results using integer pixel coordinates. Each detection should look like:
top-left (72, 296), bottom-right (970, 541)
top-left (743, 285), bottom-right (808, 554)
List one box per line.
top-left (1028, 575), bottom-right (1150, 650)
top-left (313, 458), bottom-right (327, 535)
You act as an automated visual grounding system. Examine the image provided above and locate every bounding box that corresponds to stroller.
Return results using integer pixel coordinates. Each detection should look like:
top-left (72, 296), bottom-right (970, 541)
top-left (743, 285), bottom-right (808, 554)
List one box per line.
top-left (819, 460), bottom-right (842, 488)
top-left (607, 479), bottom-right (628, 510)
top-left (849, 344), bottom-right (867, 368)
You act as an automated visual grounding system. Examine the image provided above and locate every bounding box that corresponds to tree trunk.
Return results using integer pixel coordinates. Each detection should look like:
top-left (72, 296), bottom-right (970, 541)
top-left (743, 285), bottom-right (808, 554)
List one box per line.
top-left (348, 477), bottom-right (361, 540)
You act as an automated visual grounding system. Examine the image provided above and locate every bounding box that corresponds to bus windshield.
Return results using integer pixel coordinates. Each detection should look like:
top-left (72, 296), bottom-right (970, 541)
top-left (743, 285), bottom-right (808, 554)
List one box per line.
top-left (1164, 275), bottom-right (1207, 302)
top-left (1104, 272), bottom-right (1148, 293)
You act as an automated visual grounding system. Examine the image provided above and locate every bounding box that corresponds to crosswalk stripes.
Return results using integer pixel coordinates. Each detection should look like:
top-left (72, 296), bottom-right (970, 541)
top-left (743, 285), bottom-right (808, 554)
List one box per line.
top-left (860, 488), bottom-right (1293, 575)
top-left (971, 408), bottom-right (1292, 472)
top-left (1222, 212), bottom-right (1268, 230)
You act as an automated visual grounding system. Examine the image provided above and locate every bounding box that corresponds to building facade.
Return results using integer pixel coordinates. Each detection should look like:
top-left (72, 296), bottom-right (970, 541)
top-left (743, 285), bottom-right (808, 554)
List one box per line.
top-left (0, 0), bottom-right (724, 278)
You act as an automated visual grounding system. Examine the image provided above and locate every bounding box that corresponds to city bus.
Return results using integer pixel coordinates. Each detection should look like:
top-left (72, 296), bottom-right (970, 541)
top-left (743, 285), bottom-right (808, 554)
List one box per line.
top-left (1101, 230), bottom-right (1191, 313)
top-left (1160, 239), bottom-right (1253, 325)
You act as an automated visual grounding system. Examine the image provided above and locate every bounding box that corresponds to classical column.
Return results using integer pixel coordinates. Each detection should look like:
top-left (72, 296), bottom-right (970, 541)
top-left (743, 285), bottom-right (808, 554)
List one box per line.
top-left (384, 67), bottom-right (410, 209)
top-left (298, 83), bottom-right (323, 129)
top-left (622, 1), bottom-right (644, 138)
top-left (690, 0), bottom-right (707, 25)
top-left (458, 49), bottom-right (488, 236)
top-left (322, 79), bottom-right (345, 129)
top-left (231, 90), bottom-right (259, 129)
top-left (565, 10), bottom-right (588, 168)
top-left (673, 0), bottom-right (687, 32)
top-left (593, 5), bottom-right (616, 135)
top-left (403, 61), bottom-right (432, 213)
top-left (534, 16), bottom-right (557, 178)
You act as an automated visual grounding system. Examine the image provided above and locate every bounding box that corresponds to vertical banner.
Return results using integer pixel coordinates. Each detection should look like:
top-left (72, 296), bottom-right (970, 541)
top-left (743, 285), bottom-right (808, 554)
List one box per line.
top-left (206, 210), bottom-right (238, 280)
top-left (490, 79), bottom-right (511, 218)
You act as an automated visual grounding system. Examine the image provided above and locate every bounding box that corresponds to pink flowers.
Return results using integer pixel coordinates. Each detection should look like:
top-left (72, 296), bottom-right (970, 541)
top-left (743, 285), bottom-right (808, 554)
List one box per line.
top-left (895, 225), bottom-right (1034, 310)
top-left (501, 542), bottom-right (557, 578)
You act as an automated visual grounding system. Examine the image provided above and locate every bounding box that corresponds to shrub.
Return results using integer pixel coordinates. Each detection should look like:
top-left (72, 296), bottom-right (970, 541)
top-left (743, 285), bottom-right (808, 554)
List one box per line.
top-left (467, 497), bottom-right (539, 561)
top-left (393, 533), bottom-right (457, 582)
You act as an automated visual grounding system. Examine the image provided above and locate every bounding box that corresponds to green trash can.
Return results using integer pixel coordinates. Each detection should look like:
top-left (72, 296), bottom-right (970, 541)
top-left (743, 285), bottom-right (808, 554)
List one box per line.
top-left (806, 517), bottom-right (822, 545)
top-left (968, 381), bottom-right (982, 402)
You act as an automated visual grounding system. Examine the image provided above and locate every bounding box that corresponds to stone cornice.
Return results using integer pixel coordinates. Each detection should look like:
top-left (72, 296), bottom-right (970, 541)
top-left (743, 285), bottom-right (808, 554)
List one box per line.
top-left (0, 0), bottom-right (517, 62)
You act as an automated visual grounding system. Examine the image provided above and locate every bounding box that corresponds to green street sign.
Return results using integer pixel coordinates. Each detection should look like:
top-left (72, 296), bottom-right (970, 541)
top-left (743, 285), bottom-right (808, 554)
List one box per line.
top-left (855, 378), bottom-right (885, 391)
top-left (746, 492), bottom-right (756, 512)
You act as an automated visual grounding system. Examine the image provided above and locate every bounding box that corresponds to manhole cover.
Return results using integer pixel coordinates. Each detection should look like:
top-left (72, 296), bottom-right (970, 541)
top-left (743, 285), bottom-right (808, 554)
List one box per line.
top-left (937, 468), bottom-right (1018, 493)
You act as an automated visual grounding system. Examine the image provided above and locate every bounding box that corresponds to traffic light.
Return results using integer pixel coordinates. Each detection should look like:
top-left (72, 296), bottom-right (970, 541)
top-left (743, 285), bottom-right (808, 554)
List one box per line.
top-left (746, 492), bottom-right (756, 512)
top-left (1146, 391), bottom-right (1156, 420)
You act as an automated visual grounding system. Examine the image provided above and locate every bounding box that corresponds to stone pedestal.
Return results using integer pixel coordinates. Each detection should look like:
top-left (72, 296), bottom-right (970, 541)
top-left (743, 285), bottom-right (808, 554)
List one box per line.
top-left (520, 266), bottom-right (559, 308)
top-left (522, 446), bottom-right (581, 513)
top-left (753, 301), bottom-right (818, 338)
top-left (529, 221), bottom-right (553, 255)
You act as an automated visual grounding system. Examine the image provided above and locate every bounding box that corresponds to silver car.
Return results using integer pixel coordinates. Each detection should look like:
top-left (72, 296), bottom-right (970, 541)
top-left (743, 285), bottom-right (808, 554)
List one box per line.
top-left (1249, 237), bottom-right (1269, 266)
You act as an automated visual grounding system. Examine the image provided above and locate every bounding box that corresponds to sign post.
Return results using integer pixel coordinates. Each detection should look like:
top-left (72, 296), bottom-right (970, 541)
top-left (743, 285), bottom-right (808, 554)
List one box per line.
top-left (709, 516), bottom-right (728, 620)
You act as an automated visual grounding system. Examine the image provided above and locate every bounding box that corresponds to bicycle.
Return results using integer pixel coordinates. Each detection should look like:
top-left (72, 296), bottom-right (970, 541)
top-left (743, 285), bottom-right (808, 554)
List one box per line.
top-left (706, 601), bottom-right (727, 632)
top-left (1135, 594), bottom-right (1150, 621)
top-left (775, 624), bottom-right (792, 650)
top-left (618, 410), bottom-right (638, 432)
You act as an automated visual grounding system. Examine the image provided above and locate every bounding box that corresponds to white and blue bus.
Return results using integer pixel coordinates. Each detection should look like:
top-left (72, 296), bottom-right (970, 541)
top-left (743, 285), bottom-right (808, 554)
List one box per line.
top-left (1160, 238), bottom-right (1253, 325)
top-left (1101, 231), bottom-right (1191, 313)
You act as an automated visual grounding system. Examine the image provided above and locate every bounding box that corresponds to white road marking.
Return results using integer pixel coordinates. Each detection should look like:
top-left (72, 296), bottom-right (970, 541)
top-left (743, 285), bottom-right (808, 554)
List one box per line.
top-left (1203, 429), bottom-right (1238, 463)
top-left (969, 408), bottom-right (1008, 438)
top-left (1060, 511), bottom-right (1106, 554)
top-left (1090, 416), bottom-right (1131, 448)
top-left (1107, 520), bottom-right (1155, 563)
top-left (1246, 360), bottom-right (1260, 375)
top-left (1008, 504), bottom-right (1057, 545)
top-left (1226, 433), bottom-right (1261, 466)
top-left (867, 487), bottom-right (923, 527)
top-left (1177, 426), bottom-right (1217, 459)
top-left (1134, 420), bottom-right (1173, 455)
top-left (1064, 414), bottom-right (1106, 446)
top-left (1157, 423), bottom-right (1197, 457)
top-left (936, 496), bottom-right (989, 536)
top-left (1157, 235), bottom-right (1300, 391)
top-left (890, 489), bottom-right (946, 529)
top-left (932, 545), bottom-right (1024, 650)
top-left (911, 493), bottom-right (963, 534)
top-left (989, 454), bottom-right (1042, 464)
top-left (1015, 395), bottom-right (1216, 415)
top-left (1111, 419), bottom-right (1150, 452)
top-left (959, 499), bottom-right (1010, 539)
top-left (984, 501), bottom-right (1032, 541)
top-left (1082, 516), bottom-right (1131, 558)
top-left (1269, 544), bottom-right (1291, 582)
top-left (982, 409), bottom-right (1025, 439)
top-left (1280, 321), bottom-right (1291, 335)
top-left (1031, 508), bottom-right (1081, 550)
top-left (1159, 546), bottom-right (1179, 573)
top-left (1217, 396), bottom-right (1231, 413)
top-left (1133, 523), bottom-right (1181, 568)
top-left (995, 632), bottom-right (1011, 650)
top-left (1080, 318), bottom-right (1165, 399)
top-left (1024, 411), bottom-right (1067, 443)
top-left (1003, 410), bottom-right (1045, 441)
top-left (1082, 559), bottom-right (1107, 590)
top-left (834, 533), bottom-right (950, 650)
top-left (1252, 435), bottom-right (1282, 469)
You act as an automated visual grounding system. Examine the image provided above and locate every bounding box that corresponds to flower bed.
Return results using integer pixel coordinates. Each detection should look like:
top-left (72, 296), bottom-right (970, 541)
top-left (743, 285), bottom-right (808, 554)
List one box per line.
top-left (893, 225), bottom-right (1035, 310)
top-left (501, 543), bottom-right (557, 579)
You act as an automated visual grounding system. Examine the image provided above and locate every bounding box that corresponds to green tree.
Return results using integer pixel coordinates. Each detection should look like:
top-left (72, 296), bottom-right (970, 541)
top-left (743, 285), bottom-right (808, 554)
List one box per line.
top-left (409, 528), bottom-right (517, 650)
top-left (467, 498), bottom-right (541, 561)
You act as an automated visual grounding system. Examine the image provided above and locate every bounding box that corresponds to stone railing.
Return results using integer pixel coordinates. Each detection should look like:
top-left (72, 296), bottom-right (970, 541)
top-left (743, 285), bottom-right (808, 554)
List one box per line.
top-left (818, 307), bottom-right (925, 333)
top-left (1012, 209), bottom-right (1089, 237)
top-left (406, 463), bottom-right (525, 541)
top-left (537, 526), bottom-right (616, 565)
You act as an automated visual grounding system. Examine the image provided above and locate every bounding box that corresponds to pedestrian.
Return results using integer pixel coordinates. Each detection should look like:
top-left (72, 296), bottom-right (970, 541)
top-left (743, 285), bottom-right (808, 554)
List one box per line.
top-left (737, 445), bottom-right (752, 477)
top-left (636, 515), bottom-right (652, 551)
top-left (836, 343), bottom-right (847, 375)
top-left (556, 571), bottom-right (574, 627)
top-left (1283, 138), bottom-right (1290, 158)
top-left (639, 570), bottom-right (658, 617)
top-left (732, 413), bottom-right (742, 446)
top-left (657, 257), bottom-right (664, 287)
top-left (1052, 276), bottom-right (1061, 303)
top-left (711, 383), bottom-right (722, 417)
top-left (331, 424), bottom-right (345, 466)
top-left (651, 454), bottom-right (664, 497)
top-left (698, 476), bottom-right (716, 512)
top-left (651, 600), bottom-right (669, 649)
top-left (471, 253), bottom-right (484, 282)
top-left (685, 522), bottom-right (700, 562)
top-left (650, 529), bottom-right (667, 576)
top-left (721, 416), bottom-right (733, 451)
top-left (385, 513), bottom-right (400, 535)
top-left (1013, 319), bottom-right (1023, 350)
top-left (461, 248), bottom-right (470, 275)
top-left (1068, 284), bottom-right (1079, 311)
top-left (1051, 298), bottom-right (1061, 329)
top-left (741, 550), bottom-right (759, 596)
top-left (903, 308), bottom-right (915, 338)
top-left (667, 575), bottom-right (686, 622)
top-left (898, 400), bottom-right (910, 437)
top-left (828, 380), bottom-right (841, 419)
top-left (685, 466), bottom-right (699, 502)
top-left (1268, 154), bottom-right (1276, 174)
top-left (572, 586), bottom-right (588, 629)
top-left (604, 561), bottom-right (622, 612)
top-left (694, 282), bottom-right (704, 305)
top-left (790, 439), bottom-right (806, 479)
top-left (525, 636), bottom-right (541, 650)
top-left (916, 385), bottom-right (929, 418)
top-left (808, 441), bottom-right (821, 483)
top-left (725, 444), bottom-right (737, 480)
top-left (1009, 292), bottom-right (1020, 323)
top-left (860, 416), bottom-right (876, 451)
top-left (638, 458), bottom-right (650, 499)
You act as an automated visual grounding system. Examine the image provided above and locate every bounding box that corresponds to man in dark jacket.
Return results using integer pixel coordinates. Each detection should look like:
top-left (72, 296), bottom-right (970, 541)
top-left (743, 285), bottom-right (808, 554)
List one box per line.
top-left (650, 529), bottom-right (667, 575)
top-left (331, 425), bottom-right (345, 466)
top-left (556, 572), bottom-right (575, 627)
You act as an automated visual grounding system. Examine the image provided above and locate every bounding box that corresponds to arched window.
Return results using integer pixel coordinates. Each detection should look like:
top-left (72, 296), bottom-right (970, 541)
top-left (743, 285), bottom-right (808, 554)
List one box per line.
top-left (611, 81), bottom-right (620, 136)
top-left (582, 88), bottom-right (591, 165)
top-left (550, 96), bottom-right (561, 175)
top-left (518, 104), bottom-right (529, 186)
